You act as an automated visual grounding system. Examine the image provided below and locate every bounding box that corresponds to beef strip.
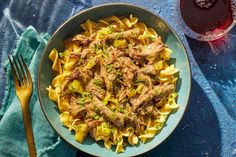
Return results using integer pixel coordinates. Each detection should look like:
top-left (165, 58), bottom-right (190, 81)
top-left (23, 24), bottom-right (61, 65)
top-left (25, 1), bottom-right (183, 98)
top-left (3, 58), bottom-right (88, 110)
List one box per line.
top-left (107, 28), bottom-right (140, 40)
top-left (72, 34), bottom-right (92, 45)
top-left (61, 67), bottom-right (94, 91)
top-left (138, 103), bottom-right (159, 118)
top-left (93, 96), bottom-right (125, 128)
top-left (69, 52), bottom-right (81, 60)
top-left (137, 73), bottom-right (153, 88)
top-left (85, 118), bottom-right (102, 129)
top-left (126, 46), bottom-right (143, 65)
top-left (140, 64), bottom-right (157, 75)
top-left (118, 57), bottom-right (139, 87)
top-left (117, 87), bottom-right (127, 102)
top-left (141, 38), bottom-right (165, 63)
top-left (61, 67), bottom-right (82, 91)
top-left (80, 48), bottom-right (94, 58)
top-left (125, 113), bottom-right (141, 133)
top-left (85, 76), bottom-right (105, 99)
top-left (89, 128), bottom-right (96, 138)
top-left (106, 46), bottom-right (125, 64)
top-left (73, 108), bottom-right (87, 119)
top-left (68, 95), bottom-right (87, 119)
top-left (130, 84), bottom-right (175, 112)
top-left (123, 103), bottom-right (141, 133)
top-left (100, 62), bottom-right (113, 91)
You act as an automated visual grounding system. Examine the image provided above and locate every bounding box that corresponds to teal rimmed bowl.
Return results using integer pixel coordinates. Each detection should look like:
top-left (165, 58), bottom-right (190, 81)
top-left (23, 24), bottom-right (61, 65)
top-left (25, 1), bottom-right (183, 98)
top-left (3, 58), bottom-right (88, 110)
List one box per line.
top-left (38, 3), bottom-right (191, 157)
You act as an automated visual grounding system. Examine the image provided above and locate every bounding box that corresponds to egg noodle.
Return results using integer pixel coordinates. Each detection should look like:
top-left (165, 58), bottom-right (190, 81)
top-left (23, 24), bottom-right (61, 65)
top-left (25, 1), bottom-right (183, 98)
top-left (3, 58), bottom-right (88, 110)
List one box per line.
top-left (47, 15), bottom-right (179, 153)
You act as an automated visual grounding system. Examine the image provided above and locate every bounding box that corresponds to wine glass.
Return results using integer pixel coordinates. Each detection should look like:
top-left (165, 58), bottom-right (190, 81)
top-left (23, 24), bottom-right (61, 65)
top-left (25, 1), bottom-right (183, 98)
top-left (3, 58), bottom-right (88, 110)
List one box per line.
top-left (175, 0), bottom-right (236, 41)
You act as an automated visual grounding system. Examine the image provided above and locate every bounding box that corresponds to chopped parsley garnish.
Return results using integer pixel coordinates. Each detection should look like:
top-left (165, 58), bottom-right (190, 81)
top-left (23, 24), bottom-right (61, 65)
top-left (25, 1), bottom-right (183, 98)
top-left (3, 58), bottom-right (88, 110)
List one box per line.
top-left (94, 115), bottom-right (100, 120)
top-left (113, 84), bottom-right (119, 93)
top-left (77, 57), bottom-right (83, 64)
top-left (94, 44), bottom-right (99, 52)
top-left (108, 25), bottom-right (115, 33)
top-left (111, 112), bottom-right (116, 120)
top-left (94, 79), bottom-right (103, 86)
top-left (148, 36), bottom-right (156, 41)
top-left (115, 33), bottom-right (122, 40)
top-left (131, 31), bottom-right (136, 36)
top-left (94, 106), bottom-right (100, 113)
top-left (115, 75), bottom-right (122, 82)
top-left (77, 97), bottom-right (86, 106)
top-left (59, 51), bottom-right (67, 58)
top-left (121, 98), bottom-right (129, 104)
top-left (135, 77), bottom-right (144, 83)
top-left (117, 107), bottom-right (125, 113)
top-left (106, 64), bottom-right (114, 73)
top-left (102, 44), bottom-right (108, 51)
top-left (77, 92), bottom-right (92, 105)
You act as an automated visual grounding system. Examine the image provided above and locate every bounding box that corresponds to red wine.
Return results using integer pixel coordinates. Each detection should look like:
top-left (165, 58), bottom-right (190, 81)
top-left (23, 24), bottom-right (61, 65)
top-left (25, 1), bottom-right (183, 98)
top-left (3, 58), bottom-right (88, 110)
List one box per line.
top-left (180, 0), bottom-right (234, 35)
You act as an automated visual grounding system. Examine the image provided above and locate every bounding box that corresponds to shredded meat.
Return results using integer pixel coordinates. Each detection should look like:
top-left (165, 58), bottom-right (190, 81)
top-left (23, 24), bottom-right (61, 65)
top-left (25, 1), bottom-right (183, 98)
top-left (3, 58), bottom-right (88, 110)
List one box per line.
top-left (85, 102), bottom-right (94, 110)
top-left (61, 79), bottom-right (71, 91)
top-left (118, 57), bottom-right (139, 71)
top-left (126, 47), bottom-right (143, 65)
top-left (122, 28), bottom-right (140, 38)
top-left (141, 38), bottom-right (165, 63)
top-left (73, 34), bottom-right (92, 45)
top-left (107, 28), bottom-right (140, 39)
top-left (68, 95), bottom-right (87, 118)
top-left (123, 103), bottom-right (141, 133)
top-left (138, 102), bottom-right (159, 118)
top-left (69, 52), bottom-right (81, 60)
top-left (147, 106), bottom-right (159, 118)
top-left (89, 128), bottom-right (96, 138)
top-left (131, 84), bottom-right (175, 112)
top-left (72, 33), bottom-right (96, 46)
top-left (137, 73), bottom-right (153, 88)
top-left (70, 67), bottom-right (81, 80)
top-left (86, 76), bottom-right (105, 99)
top-left (117, 87), bottom-right (127, 102)
top-left (121, 67), bottom-right (134, 88)
top-left (125, 113), bottom-right (141, 133)
top-left (100, 62), bottom-right (113, 91)
top-left (93, 96), bottom-right (125, 127)
top-left (81, 48), bottom-right (93, 58)
top-left (141, 64), bottom-right (157, 75)
top-left (118, 57), bottom-right (139, 87)
top-left (85, 118), bottom-right (102, 129)
top-left (73, 108), bottom-right (87, 119)
top-left (61, 69), bottom-right (81, 91)
top-left (74, 68), bottom-right (93, 84)
top-left (106, 46), bottom-right (125, 64)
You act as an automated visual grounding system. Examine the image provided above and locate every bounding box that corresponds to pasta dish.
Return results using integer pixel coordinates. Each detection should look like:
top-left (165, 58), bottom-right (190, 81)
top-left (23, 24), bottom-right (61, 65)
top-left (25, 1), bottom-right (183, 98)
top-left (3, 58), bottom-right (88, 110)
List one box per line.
top-left (47, 15), bottom-right (179, 153)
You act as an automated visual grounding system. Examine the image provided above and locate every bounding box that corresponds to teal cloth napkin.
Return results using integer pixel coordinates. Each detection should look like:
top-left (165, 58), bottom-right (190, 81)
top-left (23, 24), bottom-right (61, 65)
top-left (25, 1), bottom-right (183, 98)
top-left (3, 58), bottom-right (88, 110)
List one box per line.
top-left (0, 26), bottom-right (77, 157)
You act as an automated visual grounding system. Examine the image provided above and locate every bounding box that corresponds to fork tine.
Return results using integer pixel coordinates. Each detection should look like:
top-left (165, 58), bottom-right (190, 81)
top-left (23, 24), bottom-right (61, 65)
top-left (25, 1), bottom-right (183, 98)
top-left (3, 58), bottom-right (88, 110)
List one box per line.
top-left (20, 54), bottom-right (32, 85)
top-left (12, 55), bottom-right (23, 86)
top-left (8, 56), bottom-right (20, 88)
top-left (16, 55), bottom-right (27, 86)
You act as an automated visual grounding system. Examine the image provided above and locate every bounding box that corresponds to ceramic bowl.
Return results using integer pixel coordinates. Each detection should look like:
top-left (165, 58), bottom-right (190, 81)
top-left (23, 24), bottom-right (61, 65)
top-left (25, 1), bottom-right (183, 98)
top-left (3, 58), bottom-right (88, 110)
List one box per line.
top-left (38, 3), bottom-right (192, 157)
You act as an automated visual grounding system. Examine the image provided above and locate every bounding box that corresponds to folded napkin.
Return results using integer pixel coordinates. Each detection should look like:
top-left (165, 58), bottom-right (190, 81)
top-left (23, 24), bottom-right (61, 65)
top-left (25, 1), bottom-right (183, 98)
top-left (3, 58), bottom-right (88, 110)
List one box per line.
top-left (0, 26), bottom-right (77, 157)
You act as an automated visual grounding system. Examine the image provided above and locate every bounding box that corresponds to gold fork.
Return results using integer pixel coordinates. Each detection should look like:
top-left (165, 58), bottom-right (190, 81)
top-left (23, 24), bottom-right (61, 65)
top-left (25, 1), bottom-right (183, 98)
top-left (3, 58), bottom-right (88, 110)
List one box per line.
top-left (8, 54), bottom-right (36, 157)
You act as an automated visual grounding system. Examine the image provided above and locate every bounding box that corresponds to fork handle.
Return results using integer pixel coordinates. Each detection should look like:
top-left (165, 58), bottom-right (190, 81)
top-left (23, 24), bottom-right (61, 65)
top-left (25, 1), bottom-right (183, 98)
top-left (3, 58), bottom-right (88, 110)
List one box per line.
top-left (21, 100), bottom-right (37, 157)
